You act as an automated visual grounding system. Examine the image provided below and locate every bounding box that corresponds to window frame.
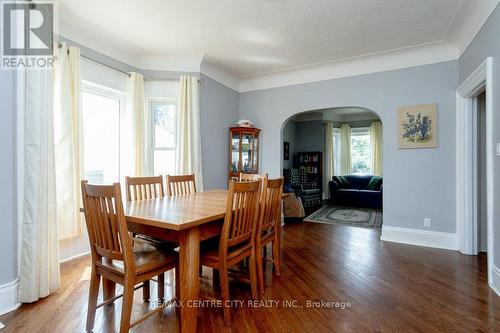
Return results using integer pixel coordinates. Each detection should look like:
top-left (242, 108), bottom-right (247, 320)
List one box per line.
top-left (81, 80), bottom-right (126, 183)
top-left (350, 126), bottom-right (371, 175)
top-left (147, 97), bottom-right (179, 176)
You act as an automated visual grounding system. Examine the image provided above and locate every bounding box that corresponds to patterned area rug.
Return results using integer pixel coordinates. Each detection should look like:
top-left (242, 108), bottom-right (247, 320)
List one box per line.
top-left (304, 205), bottom-right (382, 229)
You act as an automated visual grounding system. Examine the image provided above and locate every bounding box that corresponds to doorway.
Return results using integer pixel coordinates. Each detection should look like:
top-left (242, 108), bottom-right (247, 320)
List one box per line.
top-left (474, 91), bottom-right (487, 255)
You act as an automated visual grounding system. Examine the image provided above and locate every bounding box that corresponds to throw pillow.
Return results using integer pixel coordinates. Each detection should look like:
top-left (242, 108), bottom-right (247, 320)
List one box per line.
top-left (367, 176), bottom-right (383, 191)
top-left (333, 176), bottom-right (350, 188)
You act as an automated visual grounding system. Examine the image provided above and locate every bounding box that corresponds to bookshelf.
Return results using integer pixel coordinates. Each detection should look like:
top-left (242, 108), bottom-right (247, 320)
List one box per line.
top-left (295, 151), bottom-right (322, 193)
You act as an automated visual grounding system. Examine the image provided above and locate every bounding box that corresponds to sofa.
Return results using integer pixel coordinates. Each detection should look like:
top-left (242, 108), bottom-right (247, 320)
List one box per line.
top-left (328, 175), bottom-right (383, 209)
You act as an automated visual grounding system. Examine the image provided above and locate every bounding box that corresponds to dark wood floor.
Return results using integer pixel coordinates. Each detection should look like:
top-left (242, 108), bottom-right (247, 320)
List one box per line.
top-left (2, 221), bottom-right (499, 332)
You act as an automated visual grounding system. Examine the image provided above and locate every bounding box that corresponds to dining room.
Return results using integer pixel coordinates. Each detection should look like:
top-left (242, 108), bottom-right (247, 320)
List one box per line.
top-left (3, 1), bottom-right (500, 332)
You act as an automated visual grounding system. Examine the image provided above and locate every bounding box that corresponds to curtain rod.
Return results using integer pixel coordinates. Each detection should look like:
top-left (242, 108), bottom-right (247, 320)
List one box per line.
top-left (56, 42), bottom-right (202, 82)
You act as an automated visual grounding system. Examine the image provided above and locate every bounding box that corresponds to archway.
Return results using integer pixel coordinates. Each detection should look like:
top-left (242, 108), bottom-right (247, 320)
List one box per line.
top-left (280, 106), bottom-right (384, 228)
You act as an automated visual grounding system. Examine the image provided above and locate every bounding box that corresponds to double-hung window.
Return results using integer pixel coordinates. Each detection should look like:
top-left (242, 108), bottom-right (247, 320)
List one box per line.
top-left (148, 98), bottom-right (177, 176)
top-left (81, 82), bottom-right (125, 184)
top-left (350, 127), bottom-right (371, 175)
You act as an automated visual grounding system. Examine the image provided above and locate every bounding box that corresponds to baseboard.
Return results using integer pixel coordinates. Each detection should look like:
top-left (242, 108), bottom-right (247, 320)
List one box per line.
top-left (381, 226), bottom-right (458, 251)
top-left (490, 265), bottom-right (500, 297)
top-left (59, 251), bottom-right (90, 264)
top-left (0, 279), bottom-right (20, 316)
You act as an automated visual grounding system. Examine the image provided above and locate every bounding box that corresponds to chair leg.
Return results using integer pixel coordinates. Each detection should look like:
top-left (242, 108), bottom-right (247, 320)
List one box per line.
top-left (272, 240), bottom-right (281, 277)
top-left (158, 274), bottom-right (165, 300)
top-left (219, 266), bottom-right (231, 326)
top-left (86, 269), bottom-right (101, 331)
top-left (143, 280), bottom-right (150, 302)
top-left (120, 281), bottom-right (135, 333)
top-left (174, 266), bottom-right (180, 300)
top-left (249, 252), bottom-right (258, 300)
top-left (102, 277), bottom-right (116, 302)
top-left (256, 245), bottom-right (265, 295)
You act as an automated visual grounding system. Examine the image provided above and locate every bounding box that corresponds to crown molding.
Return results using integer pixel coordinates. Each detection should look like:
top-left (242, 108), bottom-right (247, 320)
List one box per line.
top-left (239, 43), bottom-right (459, 92)
top-left (200, 56), bottom-right (241, 92)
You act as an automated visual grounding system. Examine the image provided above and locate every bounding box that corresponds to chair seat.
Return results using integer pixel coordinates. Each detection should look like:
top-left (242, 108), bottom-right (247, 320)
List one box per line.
top-left (258, 229), bottom-right (275, 246)
top-left (96, 241), bottom-right (178, 275)
top-left (201, 242), bottom-right (253, 268)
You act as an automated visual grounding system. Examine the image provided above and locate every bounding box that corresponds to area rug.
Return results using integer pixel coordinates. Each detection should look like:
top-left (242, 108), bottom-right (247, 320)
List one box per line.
top-left (304, 205), bottom-right (382, 229)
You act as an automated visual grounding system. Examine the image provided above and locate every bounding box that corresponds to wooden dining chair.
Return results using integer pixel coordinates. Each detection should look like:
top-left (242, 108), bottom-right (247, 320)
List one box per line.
top-left (200, 180), bottom-right (261, 326)
top-left (255, 177), bottom-right (284, 294)
top-left (239, 173), bottom-right (268, 182)
top-left (125, 175), bottom-right (164, 201)
top-left (81, 181), bottom-right (179, 333)
top-left (166, 174), bottom-right (196, 196)
top-left (125, 175), bottom-right (175, 301)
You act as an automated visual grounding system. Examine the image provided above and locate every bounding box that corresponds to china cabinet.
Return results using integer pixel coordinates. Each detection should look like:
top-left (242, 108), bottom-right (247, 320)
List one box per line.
top-left (229, 127), bottom-right (260, 180)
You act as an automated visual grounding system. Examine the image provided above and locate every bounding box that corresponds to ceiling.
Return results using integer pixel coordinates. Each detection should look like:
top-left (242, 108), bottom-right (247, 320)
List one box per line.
top-left (58, 0), bottom-right (499, 85)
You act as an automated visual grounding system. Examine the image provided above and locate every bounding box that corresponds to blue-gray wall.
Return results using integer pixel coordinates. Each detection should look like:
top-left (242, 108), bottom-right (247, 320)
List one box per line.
top-left (240, 61), bottom-right (459, 233)
top-left (295, 120), bottom-right (325, 153)
top-left (199, 74), bottom-right (239, 189)
top-left (459, 5), bottom-right (500, 81)
top-left (0, 70), bottom-right (18, 285)
top-left (459, 4), bottom-right (500, 267)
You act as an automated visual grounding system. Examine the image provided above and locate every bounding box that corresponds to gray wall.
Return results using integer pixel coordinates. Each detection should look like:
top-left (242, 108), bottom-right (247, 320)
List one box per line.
top-left (199, 74), bottom-right (239, 189)
top-left (295, 120), bottom-right (325, 153)
top-left (282, 120), bottom-right (296, 169)
top-left (458, 5), bottom-right (500, 81)
top-left (459, 4), bottom-right (500, 267)
top-left (240, 61), bottom-right (458, 233)
top-left (0, 69), bottom-right (18, 285)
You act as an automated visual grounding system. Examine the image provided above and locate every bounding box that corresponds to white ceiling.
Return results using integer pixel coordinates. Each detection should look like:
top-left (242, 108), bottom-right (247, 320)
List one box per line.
top-left (57, 0), bottom-right (499, 90)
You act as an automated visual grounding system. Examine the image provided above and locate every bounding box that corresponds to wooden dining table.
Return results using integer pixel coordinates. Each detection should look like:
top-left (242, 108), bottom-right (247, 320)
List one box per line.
top-left (123, 189), bottom-right (229, 333)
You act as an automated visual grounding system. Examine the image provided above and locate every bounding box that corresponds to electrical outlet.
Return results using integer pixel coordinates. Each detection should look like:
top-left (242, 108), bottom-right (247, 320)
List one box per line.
top-left (424, 218), bottom-right (431, 227)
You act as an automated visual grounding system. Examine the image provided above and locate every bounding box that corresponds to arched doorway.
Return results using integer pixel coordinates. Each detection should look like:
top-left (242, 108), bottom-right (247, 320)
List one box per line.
top-left (280, 106), bottom-right (384, 230)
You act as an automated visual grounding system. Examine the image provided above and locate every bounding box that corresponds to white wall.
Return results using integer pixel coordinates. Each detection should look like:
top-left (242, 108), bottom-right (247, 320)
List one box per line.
top-left (240, 61), bottom-right (458, 234)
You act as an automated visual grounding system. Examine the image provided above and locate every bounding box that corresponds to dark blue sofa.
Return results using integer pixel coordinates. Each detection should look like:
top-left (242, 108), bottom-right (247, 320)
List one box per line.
top-left (328, 175), bottom-right (383, 209)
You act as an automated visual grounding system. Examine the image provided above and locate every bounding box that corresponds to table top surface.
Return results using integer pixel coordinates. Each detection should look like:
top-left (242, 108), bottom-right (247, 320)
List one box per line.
top-left (125, 189), bottom-right (228, 231)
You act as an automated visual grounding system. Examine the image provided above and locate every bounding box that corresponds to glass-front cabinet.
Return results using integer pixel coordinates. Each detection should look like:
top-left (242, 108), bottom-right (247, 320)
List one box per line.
top-left (229, 127), bottom-right (260, 180)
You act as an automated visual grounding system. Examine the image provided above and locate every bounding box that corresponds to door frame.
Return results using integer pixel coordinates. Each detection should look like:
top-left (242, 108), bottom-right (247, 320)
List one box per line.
top-left (456, 57), bottom-right (493, 284)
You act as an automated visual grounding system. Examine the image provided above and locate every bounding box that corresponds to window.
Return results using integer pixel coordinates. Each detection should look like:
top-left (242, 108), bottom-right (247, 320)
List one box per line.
top-left (149, 99), bottom-right (177, 176)
top-left (351, 127), bottom-right (371, 175)
top-left (82, 85), bottom-right (124, 184)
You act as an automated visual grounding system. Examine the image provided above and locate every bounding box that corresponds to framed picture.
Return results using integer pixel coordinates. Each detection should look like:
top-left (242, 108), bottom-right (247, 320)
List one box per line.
top-left (397, 103), bottom-right (437, 149)
top-left (284, 141), bottom-right (290, 160)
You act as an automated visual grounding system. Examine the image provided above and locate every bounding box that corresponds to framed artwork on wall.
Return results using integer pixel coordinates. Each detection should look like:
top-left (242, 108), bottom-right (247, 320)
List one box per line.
top-left (284, 141), bottom-right (290, 160)
top-left (397, 103), bottom-right (437, 149)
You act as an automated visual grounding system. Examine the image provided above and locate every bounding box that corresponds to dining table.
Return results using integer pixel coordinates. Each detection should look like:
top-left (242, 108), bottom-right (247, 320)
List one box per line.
top-left (123, 189), bottom-right (229, 333)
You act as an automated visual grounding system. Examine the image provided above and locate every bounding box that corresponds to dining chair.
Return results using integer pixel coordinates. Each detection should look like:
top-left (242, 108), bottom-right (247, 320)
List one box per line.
top-left (239, 173), bottom-right (268, 182)
top-left (200, 180), bottom-right (261, 326)
top-left (255, 177), bottom-right (284, 294)
top-left (125, 175), bottom-right (175, 301)
top-left (166, 174), bottom-right (196, 196)
top-left (81, 181), bottom-right (179, 333)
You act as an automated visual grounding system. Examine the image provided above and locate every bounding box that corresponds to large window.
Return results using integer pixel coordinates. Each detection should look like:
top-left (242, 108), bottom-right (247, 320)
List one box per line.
top-left (149, 99), bottom-right (177, 176)
top-left (82, 84), bottom-right (124, 184)
top-left (351, 127), bottom-right (371, 175)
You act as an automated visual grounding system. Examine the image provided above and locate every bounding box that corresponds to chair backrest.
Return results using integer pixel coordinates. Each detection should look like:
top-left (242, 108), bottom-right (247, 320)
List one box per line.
top-left (220, 180), bottom-right (261, 257)
top-left (125, 175), bottom-right (164, 201)
top-left (81, 181), bottom-right (134, 270)
top-left (257, 177), bottom-right (284, 235)
top-left (239, 173), bottom-right (268, 182)
top-left (166, 174), bottom-right (196, 196)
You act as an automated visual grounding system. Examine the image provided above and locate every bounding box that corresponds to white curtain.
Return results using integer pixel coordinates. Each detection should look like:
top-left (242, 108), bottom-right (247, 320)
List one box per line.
top-left (370, 121), bottom-right (383, 176)
top-left (176, 76), bottom-right (203, 191)
top-left (324, 122), bottom-right (335, 198)
top-left (127, 72), bottom-right (146, 176)
top-left (339, 124), bottom-right (352, 175)
top-left (19, 69), bottom-right (60, 302)
top-left (53, 43), bottom-right (83, 240)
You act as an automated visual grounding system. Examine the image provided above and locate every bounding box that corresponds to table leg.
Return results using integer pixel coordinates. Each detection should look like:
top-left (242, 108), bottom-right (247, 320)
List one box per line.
top-left (179, 227), bottom-right (200, 333)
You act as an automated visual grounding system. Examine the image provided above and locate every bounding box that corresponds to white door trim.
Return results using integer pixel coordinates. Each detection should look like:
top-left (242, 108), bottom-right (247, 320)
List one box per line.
top-left (456, 57), bottom-right (494, 286)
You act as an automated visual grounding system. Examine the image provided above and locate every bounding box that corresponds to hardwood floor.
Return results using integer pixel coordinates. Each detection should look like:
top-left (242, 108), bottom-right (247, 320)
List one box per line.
top-left (2, 221), bottom-right (499, 332)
